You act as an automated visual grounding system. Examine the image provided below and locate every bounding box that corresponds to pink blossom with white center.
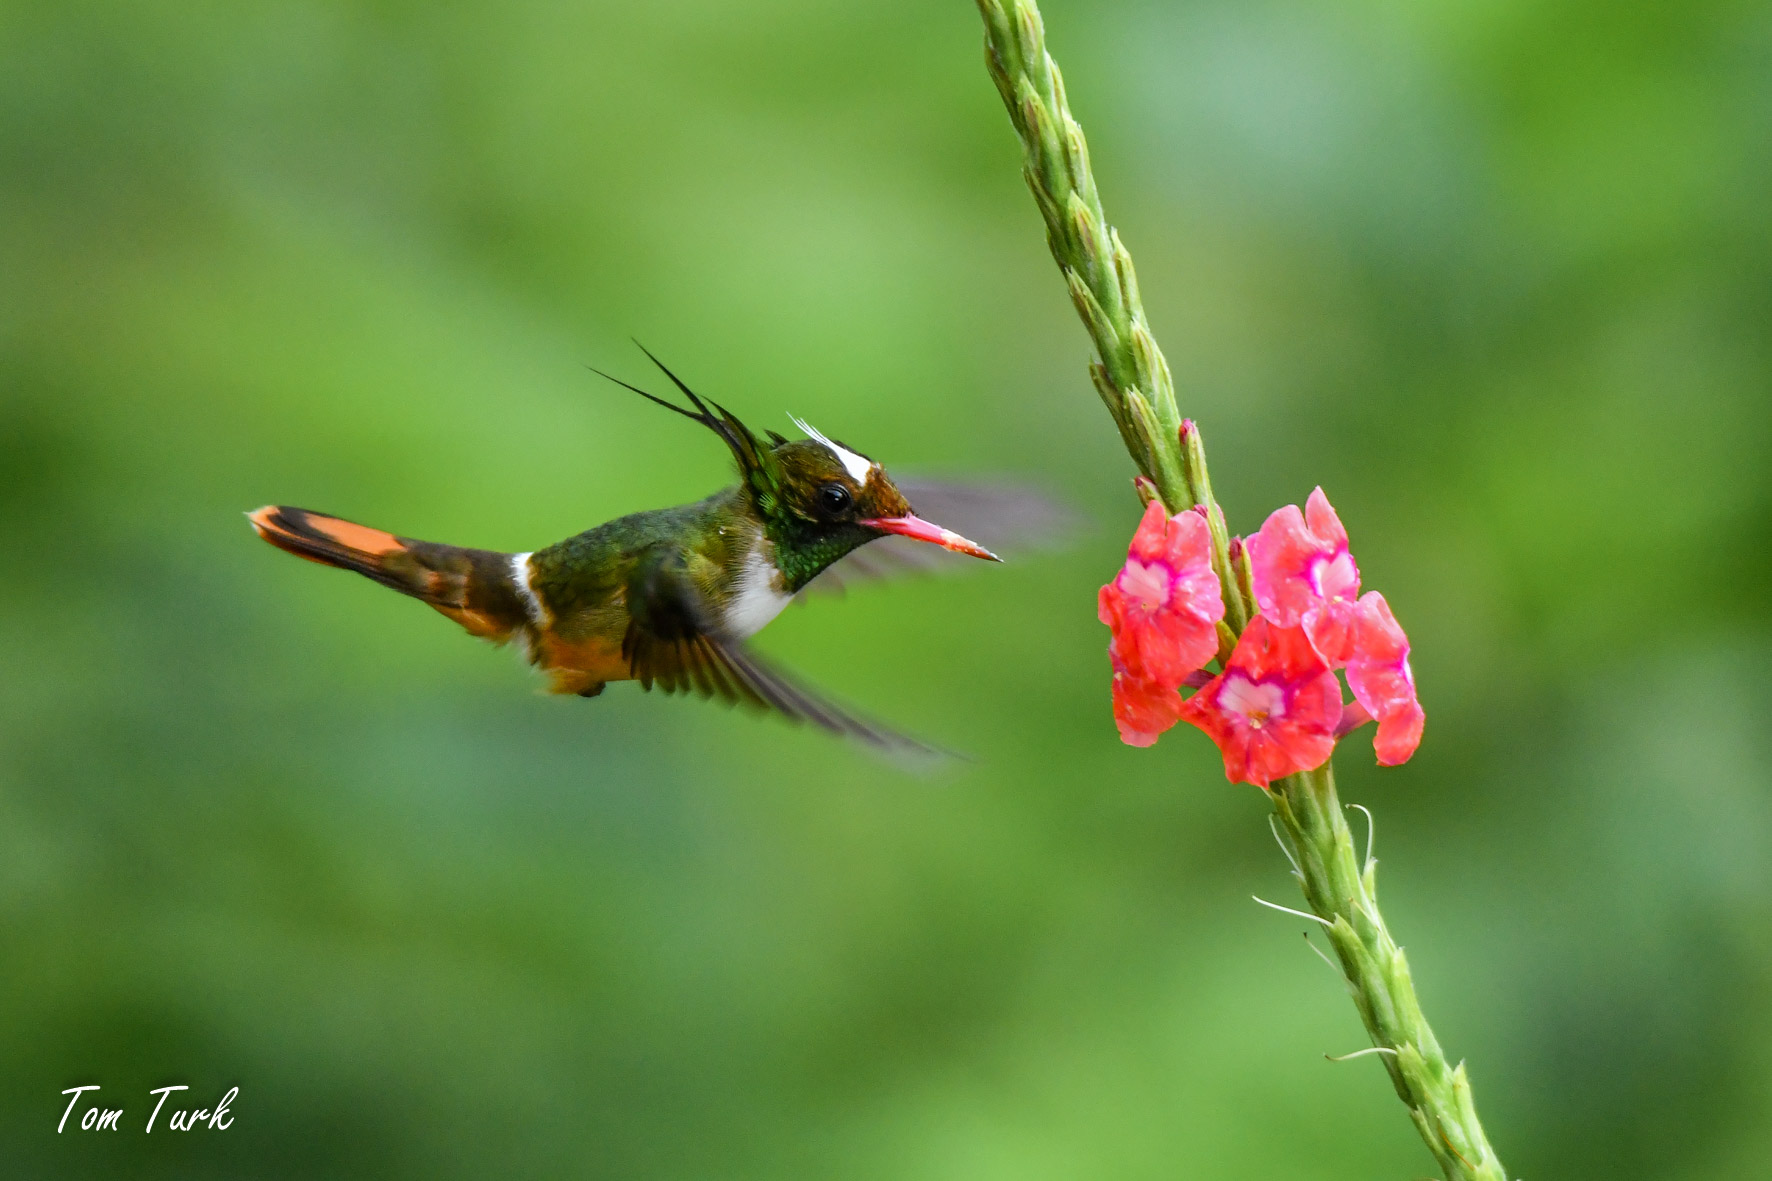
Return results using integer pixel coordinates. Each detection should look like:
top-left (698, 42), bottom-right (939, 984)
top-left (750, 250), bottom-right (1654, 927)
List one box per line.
top-left (1098, 499), bottom-right (1225, 689)
top-left (1247, 487), bottom-right (1361, 666)
top-left (1178, 617), bottom-right (1342, 788)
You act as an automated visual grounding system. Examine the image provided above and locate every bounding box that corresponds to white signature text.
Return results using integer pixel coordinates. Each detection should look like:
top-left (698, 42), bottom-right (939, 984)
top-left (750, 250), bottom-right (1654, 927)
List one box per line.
top-left (58, 1085), bottom-right (238, 1132)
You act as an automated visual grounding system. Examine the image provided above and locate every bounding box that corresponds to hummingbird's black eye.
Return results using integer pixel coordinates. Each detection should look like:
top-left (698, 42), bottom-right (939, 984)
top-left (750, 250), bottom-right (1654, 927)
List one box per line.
top-left (818, 482), bottom-right (853, 516)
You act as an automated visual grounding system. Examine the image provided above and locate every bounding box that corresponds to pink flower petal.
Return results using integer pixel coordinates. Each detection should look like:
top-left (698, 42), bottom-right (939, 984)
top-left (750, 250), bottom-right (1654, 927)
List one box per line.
top-left (1374, 701), bottom-right (1425, 766)
top-left (1127, 498), bottom-right (1175, 564)
top-left (1245, 504), bottom-right (1317, 627)
top-left (1345, 591), bottom-right (1424, 766)
top-left (1304, 486), bottom-right (1348, 552)
top-left (1098, 501), bottom-right (1224, 687)
top-left (1110, 651), bottom-right (1185, 747)
top-left (1248, 487), bottom-right (1361, 666)
top-left (1177, 618), bottom-right (1342, 788)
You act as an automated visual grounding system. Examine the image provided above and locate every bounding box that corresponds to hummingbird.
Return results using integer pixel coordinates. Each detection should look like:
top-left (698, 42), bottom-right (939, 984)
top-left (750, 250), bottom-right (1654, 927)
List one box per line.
top-left (248, 350), bottom-right (1046, 758)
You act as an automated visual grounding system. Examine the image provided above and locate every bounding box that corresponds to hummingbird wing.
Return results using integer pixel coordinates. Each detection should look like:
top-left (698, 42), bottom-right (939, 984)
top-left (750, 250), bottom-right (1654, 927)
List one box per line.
top-left (799, 478), bottom-right (1077, 598)
top-left (622, 546), bottom-right (945, 762)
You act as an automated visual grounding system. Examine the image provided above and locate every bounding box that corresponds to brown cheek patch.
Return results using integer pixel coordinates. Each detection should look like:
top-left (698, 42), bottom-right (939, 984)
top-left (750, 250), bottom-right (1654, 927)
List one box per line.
top-left (860, 483), bottom-right (910, 521)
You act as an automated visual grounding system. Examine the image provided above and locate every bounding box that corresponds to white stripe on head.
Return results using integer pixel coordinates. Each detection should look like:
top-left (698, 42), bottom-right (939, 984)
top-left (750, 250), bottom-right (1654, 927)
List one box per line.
top-left (790, 415), bottom-right (874, 484)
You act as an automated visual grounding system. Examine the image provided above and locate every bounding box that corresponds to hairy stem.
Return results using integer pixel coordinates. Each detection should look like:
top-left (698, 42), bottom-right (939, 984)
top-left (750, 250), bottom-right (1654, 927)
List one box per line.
top-left (973, 1), bottom-right (1507, 1176)
top-left (1272, 766), bottom-right (1506, 1180)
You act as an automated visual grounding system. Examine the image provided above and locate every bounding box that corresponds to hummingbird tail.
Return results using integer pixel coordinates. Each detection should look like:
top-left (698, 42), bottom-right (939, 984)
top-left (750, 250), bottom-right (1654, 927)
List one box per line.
top-left (247, 505), bottom-right (532, 641)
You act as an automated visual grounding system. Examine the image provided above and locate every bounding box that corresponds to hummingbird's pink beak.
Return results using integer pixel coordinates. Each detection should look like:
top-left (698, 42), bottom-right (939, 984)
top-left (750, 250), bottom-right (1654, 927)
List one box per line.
top-left (860, 514), bottom-right (1002, 562)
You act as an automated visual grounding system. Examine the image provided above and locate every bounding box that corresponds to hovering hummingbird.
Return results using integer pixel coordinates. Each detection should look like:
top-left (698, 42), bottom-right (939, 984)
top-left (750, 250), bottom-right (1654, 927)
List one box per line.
top-left (249, 350), bottom-right (1049, 758)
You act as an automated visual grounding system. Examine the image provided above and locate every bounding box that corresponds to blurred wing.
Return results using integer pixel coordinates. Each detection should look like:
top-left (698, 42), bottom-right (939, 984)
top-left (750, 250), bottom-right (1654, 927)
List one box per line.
top-left (800, 478), bottom-right (1079, 599)
top-left (624, 546), bottom-right (945, 763)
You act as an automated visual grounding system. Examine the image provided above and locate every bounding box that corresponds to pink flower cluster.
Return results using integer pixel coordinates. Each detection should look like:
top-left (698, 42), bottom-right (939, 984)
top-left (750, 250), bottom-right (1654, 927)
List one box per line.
top-left (1098, 500), bottom-right (1224, 746)
top-left (1100, 486), bottom-right (1423, 787)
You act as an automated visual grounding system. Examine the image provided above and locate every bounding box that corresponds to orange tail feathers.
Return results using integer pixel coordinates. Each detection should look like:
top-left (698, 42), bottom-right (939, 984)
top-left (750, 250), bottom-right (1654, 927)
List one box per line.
top-left (248, 505), bottom-right (406, 582)
top-left (247, 505), bottom-right (533, 641)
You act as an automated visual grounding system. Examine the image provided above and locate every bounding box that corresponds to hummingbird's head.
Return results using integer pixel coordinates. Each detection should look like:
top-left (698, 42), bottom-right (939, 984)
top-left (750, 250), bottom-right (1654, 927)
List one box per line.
top-left (769, 418), bottom-right (1000, 572)
top-left (592, 346), bottom-right (999, 591)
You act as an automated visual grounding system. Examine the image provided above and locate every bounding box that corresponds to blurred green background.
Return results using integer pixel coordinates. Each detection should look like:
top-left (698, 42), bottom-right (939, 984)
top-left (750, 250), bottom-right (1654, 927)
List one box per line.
top-left (4, 0), bottom-right (1770, 1176)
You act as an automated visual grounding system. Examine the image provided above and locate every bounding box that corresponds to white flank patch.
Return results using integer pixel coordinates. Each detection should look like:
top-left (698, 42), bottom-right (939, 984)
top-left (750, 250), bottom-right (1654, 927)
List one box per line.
top-left (509, 551), bottom-right (546, 626)
top-left (725, 548), bottom-right (793, 639)
top-left (791, 414), bottom-right (874, 484)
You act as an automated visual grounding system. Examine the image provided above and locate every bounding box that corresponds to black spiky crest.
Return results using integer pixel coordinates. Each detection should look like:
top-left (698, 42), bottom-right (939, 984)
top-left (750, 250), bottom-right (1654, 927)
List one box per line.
top-left (588, 344), bottom-right (784, 515)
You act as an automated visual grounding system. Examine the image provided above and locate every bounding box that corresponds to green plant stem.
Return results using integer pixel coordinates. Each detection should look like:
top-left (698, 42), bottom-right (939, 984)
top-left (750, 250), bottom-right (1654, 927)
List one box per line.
top-left (974, 0), bottom-right (1246, 632)
top-left (1272, 766), bottom-right (1505, 1180)
top-left (973, 2), bottom-right (1507, 1177)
